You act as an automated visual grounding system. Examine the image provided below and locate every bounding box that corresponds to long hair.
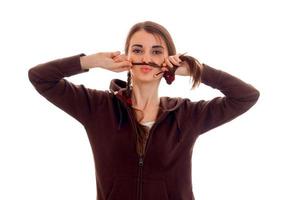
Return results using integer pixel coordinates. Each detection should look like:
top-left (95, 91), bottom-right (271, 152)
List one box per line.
top-left (124, 21), bottom-right (203, 156)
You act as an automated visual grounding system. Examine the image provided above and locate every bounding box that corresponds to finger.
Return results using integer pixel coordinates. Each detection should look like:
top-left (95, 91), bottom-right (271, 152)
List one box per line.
top-left (169, 56), bottom-right (180, 66)
top-left (114, 61), bottom-right (132, 69)
top-left (165, 58), bottom-right (173, 69)
top-left (154, 71), bottom-right (165, 78)
top-left (114, 65), bottom-right (131, 73)
top-left (174, 54), bottom-right (182, 63)
top-left (111, 51), bottom-right (121, 58)
top-left (161, 67), bottom-right (168, 71)
top-left (113, 55), bottom-right (123, 62)
top-left (115, 54), bottom-right (131, 63)
top-left (115, 54), bottom-right (130, 63)
top-left (119, 54), bottom-right (127, 60)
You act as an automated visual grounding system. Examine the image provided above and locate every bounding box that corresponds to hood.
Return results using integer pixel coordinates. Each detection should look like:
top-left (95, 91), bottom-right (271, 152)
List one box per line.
top-left (109, 79), bottom-right (185, 142)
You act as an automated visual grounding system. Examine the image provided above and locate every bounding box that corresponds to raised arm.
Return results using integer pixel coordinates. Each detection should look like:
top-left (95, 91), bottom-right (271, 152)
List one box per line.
top-left (28, 52), bottom-right (132, 125)
top-left (183, 63), bottom-right (260, 135)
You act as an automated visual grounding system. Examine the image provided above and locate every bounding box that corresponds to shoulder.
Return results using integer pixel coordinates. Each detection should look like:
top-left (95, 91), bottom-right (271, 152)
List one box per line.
top-left (83, 87), bottom-right (112, 106)
top-left (160, 96), bottom-right (204, 112)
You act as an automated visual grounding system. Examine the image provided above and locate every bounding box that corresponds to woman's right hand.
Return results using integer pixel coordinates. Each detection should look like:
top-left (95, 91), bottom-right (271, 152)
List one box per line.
top-left (80, 51), bottom-right (132, 72)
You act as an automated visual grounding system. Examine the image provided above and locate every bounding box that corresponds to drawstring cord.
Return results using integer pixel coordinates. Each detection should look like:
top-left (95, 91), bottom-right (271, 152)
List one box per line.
top-left (117, 99), bottom-right (122, 130)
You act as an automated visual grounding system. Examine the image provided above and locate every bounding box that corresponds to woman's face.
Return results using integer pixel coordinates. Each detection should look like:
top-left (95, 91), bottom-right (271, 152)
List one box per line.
top-left (127, 30), bottom-right (168, 84)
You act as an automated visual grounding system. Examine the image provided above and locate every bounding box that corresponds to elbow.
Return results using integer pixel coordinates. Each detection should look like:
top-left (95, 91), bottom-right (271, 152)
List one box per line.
top-left (244, 88), bottom-right (260, 110)
top-left (253, 88), bottom-right (260, 103)
top-left (28, 68), bottom-right (35, 83)
top-left (252, 88), bottom-right (260, 102)
top-left (245, 84), bottom-right (260, 104)
top-left (28, 67), bottom-right (39, 85)
top-left (28, 66), bottom-right (42, 86)
top-left (235, 88), bottom-right (260, 112)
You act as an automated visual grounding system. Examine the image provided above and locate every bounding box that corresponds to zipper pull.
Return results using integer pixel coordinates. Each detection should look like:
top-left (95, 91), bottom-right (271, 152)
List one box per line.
top-left (139, 156), bottom-right (144, 167)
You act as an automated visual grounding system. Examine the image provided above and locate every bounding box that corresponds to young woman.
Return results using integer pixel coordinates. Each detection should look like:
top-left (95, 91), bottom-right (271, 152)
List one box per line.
top-left (28, 21), bottom-right (259, 200)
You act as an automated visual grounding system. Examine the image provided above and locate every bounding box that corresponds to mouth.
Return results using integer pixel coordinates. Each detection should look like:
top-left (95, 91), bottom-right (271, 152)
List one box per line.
top-left (140, 65), bottom-right (152, 70)
top-left (140, 66), bottom-right (153, 73)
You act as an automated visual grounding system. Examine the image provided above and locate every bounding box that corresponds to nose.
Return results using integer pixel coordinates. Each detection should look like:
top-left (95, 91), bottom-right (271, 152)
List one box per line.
top-left (141, 53), bottom-right (152, 64)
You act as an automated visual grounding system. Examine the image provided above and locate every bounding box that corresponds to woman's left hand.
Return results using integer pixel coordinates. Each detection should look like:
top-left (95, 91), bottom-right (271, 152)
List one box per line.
top-left (162, 53), bottom-right (190, 76)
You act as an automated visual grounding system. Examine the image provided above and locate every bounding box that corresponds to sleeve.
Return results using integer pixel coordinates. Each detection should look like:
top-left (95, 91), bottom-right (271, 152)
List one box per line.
top-left (184, 63), bottom-right (260, 135)
top-left (28, 53), bottom-right (108, 126)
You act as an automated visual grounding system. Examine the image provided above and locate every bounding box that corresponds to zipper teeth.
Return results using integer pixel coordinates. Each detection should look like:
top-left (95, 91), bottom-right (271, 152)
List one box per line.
top-left (124, 103), bottom-right (168, 200)
top-left (140, 167), bottom-right (143, 200)
top-left (137, 156), bottom-right (144, 200)
top-left (137, 113), bottom-right (167, 200)
top-left (139, 157), bottom-right (143, 200)
top-left (125, 106), bottom-right (143, 200)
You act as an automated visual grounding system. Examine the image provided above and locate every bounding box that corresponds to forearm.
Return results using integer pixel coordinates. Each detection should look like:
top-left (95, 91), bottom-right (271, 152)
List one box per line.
top-left (184, 63), bottom-right (260, 135)
top-left (27, 53), bottom-right (97, 125)
top-left (28, 53), bottom-right (89, 93)
top-left (201, 63), bottom-right (260, 110)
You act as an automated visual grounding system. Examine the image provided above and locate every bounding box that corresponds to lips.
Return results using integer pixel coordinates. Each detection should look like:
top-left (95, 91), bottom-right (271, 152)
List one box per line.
top-left (141, 66), bottom-right (152, 70)
top-left (140, 65), bottom-right (153, 72)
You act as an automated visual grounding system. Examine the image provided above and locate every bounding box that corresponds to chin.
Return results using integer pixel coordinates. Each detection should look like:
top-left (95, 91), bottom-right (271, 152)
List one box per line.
top-left (135, 77), bottom-right (155, 84)
top-left (132, 74), bottom-right (161, 85)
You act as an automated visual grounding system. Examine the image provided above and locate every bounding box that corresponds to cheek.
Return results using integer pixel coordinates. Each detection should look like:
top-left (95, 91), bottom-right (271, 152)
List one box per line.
top-left (128, 55), bottom-right (139, 63)
top-left (130, 66), bottom-right (140, 74)
top-left (126, 54), bottom-right (133, 62)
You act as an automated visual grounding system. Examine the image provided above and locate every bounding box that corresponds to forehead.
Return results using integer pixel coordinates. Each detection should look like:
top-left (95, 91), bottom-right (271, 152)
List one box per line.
top-left (129, 30), bottom-right (166, 48)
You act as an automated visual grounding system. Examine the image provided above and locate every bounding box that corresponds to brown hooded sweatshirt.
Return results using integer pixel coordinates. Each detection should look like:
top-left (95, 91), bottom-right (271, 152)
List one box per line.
top-left (28, 53), bottom-right (260, 200)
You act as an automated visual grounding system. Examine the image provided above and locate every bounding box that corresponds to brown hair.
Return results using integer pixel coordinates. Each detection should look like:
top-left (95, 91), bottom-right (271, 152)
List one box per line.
top-left (124, 21), bottom-right (203, 156)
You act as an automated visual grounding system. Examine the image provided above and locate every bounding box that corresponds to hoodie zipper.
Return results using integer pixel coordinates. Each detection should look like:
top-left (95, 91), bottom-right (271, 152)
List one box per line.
top-left (138, 155), bottom-right (144, 200)
top-left (122, 100), bottom-right (168, 200)
top-left (136, 112), bottom-right (168, 200)
top-left (137, 123), bottom-right (156, 200)
top-left (123, 106), bottom-right (144, 200)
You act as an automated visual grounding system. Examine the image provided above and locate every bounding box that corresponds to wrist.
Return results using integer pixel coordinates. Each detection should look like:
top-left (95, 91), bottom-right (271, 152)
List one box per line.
top-left (80, 55), bottom-right (92, 70)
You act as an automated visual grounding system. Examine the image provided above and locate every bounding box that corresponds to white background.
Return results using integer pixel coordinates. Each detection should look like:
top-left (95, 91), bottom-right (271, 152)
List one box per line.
top-left (1, 0), bottom-right (299, 199)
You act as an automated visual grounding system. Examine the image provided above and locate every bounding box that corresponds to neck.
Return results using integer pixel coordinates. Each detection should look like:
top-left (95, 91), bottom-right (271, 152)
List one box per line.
top-left (131, 81), bottom-right (160, 110)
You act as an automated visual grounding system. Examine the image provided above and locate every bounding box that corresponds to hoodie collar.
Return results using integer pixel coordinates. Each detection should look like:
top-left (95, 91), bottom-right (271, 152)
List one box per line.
top-left (109, 79), bottom-right (184, 142)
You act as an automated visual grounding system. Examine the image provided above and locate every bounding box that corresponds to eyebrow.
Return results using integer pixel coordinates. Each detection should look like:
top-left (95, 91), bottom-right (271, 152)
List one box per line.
top-left (131, 44), bottom-right (164, 49)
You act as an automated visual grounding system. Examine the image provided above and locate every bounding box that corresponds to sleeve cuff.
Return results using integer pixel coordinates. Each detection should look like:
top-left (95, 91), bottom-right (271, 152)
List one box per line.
top-left (56, 53), bottom-right (89, 77)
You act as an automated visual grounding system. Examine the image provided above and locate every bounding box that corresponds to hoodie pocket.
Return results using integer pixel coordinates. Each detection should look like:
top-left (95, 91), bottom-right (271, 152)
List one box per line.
top-left (107, 177), bottom-right (135, 200)
top-left (142, 178), bottom-right (169, 200)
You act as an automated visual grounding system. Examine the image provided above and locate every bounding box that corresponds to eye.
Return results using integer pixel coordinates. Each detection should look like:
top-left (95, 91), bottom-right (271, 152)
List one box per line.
top-left (132, 49), bottom-right (142, 54)
top-left (153, 50), bottom-right (162, 55)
